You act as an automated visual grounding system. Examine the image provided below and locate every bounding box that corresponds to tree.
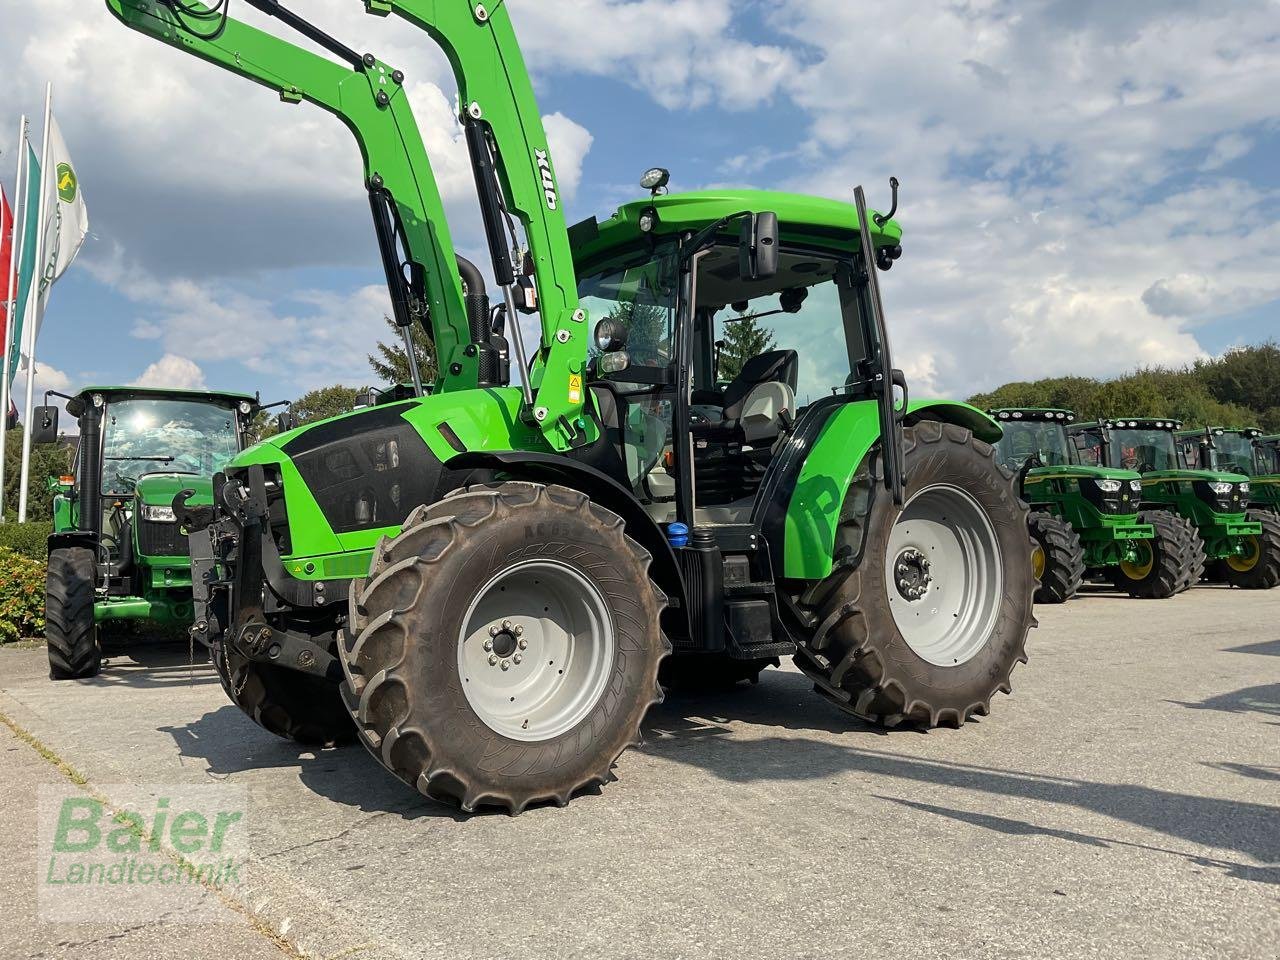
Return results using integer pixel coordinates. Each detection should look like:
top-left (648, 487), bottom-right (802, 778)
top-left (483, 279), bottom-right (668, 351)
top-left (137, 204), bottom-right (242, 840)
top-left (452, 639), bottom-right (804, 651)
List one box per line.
top-left (289, 385), bottom-right (365, 426)
top-left (369, 316), bottom-right (438, 387)
top-left (717, 313), bottom-right (777, 381)
top-left (3, 426), bottom-right (72, 520)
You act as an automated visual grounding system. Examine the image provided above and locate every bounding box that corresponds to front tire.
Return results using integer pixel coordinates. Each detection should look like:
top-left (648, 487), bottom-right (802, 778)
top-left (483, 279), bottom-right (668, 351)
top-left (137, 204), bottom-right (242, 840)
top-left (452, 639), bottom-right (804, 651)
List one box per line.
top-left (1223, 510), bottom-right (1280, 590)
top-left (1028, 512), bottom-right (1085, 604)
top-left (339, 482), bottom-right (669, 813)
top-left (46, 547), bottom-right (101, 680)
top-left (212, 640), bottom-right (356, 747)
top-left (1108, 510), bottom-right (1187, 599)
top-left (792, 421), bottom-right (1036, 728)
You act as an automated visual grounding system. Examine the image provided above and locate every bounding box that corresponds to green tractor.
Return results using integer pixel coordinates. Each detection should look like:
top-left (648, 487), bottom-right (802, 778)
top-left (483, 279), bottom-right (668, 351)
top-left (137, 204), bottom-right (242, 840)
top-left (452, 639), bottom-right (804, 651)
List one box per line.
top-left (1179, 427), bottom-right (1280, 515)
top-left (1069, 418), bottom-right (1278, 591)
top-left (988, 408), bottom-right (1189, 601)
top-left (32, 387), bottom-right (265, 679)
top-left (1257, 435), bottom-right (1280, 513)
top-left (110, 0), bottom-right (1036, 814)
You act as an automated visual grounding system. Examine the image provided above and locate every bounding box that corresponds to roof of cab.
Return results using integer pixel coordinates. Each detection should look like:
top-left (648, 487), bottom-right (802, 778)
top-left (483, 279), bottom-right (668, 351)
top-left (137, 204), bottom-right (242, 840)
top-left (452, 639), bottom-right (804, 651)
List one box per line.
top-left (572, 189), bottom-right (903, 268)
top-left (73, 386), bottom-right (258, 405)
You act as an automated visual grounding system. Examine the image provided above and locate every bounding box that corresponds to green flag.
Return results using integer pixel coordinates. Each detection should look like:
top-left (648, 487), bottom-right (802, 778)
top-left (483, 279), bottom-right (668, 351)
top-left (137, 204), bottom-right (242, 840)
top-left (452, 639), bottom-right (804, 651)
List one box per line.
top-left (7, 142), bottom-right (40, 382)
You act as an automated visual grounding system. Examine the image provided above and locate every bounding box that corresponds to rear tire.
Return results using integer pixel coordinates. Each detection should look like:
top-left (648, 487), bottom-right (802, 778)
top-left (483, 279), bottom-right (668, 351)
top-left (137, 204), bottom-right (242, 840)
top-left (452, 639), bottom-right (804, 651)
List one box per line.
top-left (1028, 512), bottom-right (1085, 604)
top-left (1108, 510), bottom-right (1186, 599)
top-left (792, 421), bottom-right (1036, 728)
top-left (1223, 510), bottom-right (1280, 590)
top-left (339, 482), bottom-right (669, 813)
top-left (212, 640), bottom-right (356, 747)
top-left (46, 547), bottom-right (101, 680)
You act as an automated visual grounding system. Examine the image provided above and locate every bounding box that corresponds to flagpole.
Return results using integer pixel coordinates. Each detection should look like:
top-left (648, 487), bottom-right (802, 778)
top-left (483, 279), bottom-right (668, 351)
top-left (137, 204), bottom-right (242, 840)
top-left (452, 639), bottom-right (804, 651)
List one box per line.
top-left (0, 115), bottom-right (29, 524)
top-left (18, 84), bottom-right (53, 523)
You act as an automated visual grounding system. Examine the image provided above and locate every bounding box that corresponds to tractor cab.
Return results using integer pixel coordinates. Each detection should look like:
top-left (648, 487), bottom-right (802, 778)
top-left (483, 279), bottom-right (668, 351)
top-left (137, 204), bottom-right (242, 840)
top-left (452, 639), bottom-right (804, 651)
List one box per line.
top-left (572, 188), bottom-right (908, 529)
top-left (35, 386), bottom-right (263, 677)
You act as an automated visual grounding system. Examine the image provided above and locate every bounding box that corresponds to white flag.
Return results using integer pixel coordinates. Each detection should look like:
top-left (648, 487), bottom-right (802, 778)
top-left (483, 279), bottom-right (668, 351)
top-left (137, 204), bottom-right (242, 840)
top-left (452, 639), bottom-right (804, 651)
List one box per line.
top-left (34, 114), bottom-right (89, 327)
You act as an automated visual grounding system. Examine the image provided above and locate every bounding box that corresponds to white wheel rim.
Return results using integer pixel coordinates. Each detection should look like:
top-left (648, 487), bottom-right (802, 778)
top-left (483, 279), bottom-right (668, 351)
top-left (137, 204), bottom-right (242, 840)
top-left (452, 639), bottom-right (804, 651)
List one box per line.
top-left (884, 484), bottom-right (1004, 667)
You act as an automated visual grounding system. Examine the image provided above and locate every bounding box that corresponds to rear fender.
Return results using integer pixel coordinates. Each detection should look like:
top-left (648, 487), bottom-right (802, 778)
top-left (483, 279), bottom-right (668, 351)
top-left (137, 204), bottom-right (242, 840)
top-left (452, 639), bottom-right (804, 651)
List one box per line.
top-left (779, 399), bottom-right (1001, 580)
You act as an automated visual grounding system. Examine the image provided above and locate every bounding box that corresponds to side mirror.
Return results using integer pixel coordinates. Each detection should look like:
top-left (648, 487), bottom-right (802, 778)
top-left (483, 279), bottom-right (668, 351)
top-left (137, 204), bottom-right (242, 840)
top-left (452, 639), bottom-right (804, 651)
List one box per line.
top-left (739, 211), bottom-right (779, 282)
top-left (354, 390), bottom-right (378, 410)
top-left (31, 406), bottom-right (59, 444)
top-left (275, 411), bottom-right (299, 434)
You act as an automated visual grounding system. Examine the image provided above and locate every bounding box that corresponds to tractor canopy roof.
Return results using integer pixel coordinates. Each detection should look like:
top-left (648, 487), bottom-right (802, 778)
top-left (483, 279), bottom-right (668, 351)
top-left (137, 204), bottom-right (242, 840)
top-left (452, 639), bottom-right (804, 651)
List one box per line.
top-left (1072, 417), bottom-right (1183, 432)
top-left (571, 189), bottom-right (903, 269)
top-left (1188, 426), bottom-right (1264, 439)
top-left (73, 385), bottom-right (258, 406)
top-left (988, 408), bottom-right (1077, 423)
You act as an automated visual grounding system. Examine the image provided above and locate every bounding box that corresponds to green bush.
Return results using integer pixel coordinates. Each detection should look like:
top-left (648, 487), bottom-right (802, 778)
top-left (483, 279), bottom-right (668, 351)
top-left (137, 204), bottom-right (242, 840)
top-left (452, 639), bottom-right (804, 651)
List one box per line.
top-left (0, 521), bottom-right (53, 560)
top-left (0, 547), bottom-right (45, 644)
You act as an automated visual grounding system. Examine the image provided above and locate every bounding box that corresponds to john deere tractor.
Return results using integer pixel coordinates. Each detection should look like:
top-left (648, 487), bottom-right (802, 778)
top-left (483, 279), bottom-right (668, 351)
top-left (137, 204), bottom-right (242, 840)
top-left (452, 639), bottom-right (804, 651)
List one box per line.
top-left (1070, 418), bottom-right (1278, 591)
top-left (988, 408), bottom-right (1189, 601)
top-left (109, 0), bottom-right (1036, 814)
top-left (32, 387), bottom-right (263, 679)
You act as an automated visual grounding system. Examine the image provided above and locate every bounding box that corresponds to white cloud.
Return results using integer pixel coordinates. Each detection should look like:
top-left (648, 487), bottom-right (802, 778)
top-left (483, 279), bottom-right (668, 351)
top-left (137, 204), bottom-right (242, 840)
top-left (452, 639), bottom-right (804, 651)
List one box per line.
top-left (131, 354), bottom-right (208, 390)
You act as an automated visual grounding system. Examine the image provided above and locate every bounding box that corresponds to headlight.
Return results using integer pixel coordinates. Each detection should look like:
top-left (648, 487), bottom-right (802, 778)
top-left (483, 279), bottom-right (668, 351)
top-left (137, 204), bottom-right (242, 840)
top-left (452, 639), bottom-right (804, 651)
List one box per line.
top-left (1209, 482), bottom-right (1233, 496)
top-left (238, 400), bottom-right (253, 415)
top-left (1239, 482), bottom-right (1250, 494)
top-left (1129, 480), bottom-right (1142, 492)
top-left (1095, 479), bottom-right (1123, 493)
top-left (141, 504), bottom-right (177, 523)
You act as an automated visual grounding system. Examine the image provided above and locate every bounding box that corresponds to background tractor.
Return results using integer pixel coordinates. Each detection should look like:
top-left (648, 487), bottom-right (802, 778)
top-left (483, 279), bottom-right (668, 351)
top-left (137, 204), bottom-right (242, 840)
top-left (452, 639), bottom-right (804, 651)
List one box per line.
top-left (110, 0), bottom-right (1036, 814)
top-left (1069, 418), bottom-right (1278, 591)
top-left (33, 387), bottom-right (264, 679)
top-left (988, 408), bottom-right (1189, 601)
top-left (1179, 427), bottom-right (1280, 515)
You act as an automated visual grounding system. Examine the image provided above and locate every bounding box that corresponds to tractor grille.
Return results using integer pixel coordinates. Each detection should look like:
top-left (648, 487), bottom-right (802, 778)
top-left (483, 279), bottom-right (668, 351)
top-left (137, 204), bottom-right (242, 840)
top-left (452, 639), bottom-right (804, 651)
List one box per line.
top-left (137, 520), bottom-right (188, 558)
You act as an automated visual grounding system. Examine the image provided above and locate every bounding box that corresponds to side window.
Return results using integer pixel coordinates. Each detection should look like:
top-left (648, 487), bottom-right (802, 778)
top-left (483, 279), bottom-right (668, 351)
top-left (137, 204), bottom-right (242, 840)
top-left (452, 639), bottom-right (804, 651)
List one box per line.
top-left (1072, 432), bottom-right (1102, 466)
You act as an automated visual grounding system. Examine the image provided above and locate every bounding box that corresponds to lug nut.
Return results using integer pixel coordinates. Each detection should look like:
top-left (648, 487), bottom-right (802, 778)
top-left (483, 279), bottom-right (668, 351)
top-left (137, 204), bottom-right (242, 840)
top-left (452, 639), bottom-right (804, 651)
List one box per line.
top-left (518, 638), bottom-right (528, 650)
top-left (501, 660), bottom-right (511, 671)
top-left (501, 620), bottom-right (512, 630)
top-left (513, 654), bottom-right (523, 665)
top-left (488, 654), bottom-right (498, 666)
top-left (489, 625), bottom-right (500, 637)
top-left (484, 639), bottom-right (494, 652)
top-left (514, 625), bottom-right (523, 636)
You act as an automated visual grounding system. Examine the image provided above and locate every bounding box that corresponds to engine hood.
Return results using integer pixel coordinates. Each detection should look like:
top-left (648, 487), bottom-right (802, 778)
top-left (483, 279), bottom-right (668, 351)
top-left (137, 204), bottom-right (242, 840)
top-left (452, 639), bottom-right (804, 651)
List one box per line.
top-left (1025, 464), bottom-right (1140, 483)
top-left (134, 473), bottom-right (214, 507)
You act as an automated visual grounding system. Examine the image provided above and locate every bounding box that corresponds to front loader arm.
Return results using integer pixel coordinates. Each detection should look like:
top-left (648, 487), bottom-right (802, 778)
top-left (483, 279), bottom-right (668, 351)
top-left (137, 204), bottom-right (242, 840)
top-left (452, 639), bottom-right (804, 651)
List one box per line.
top-left (105, 0), bottom-right (477, 391)
top-left (367, 0), bottom-right (590, 446)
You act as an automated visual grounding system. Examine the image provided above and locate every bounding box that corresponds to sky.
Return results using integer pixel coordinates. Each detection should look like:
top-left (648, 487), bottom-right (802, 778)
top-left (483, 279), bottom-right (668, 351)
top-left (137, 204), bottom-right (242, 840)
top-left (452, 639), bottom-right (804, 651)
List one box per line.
top-left (1, 0), bottom-right (1277, 412)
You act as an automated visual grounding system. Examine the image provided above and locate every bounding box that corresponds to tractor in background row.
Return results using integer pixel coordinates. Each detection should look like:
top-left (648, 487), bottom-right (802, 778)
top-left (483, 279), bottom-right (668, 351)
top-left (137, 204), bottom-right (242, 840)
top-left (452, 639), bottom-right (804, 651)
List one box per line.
top-left (34, 387), bottom-right (265, 679)
top-left (109, 0), bottom-right (1036, 814)
top-left (990, 408), bottom-right (1190, 601)
top-left (1179, 427), bottom-right (1280, 515)
top-left (1069, 418), bottom-right (1279, 591)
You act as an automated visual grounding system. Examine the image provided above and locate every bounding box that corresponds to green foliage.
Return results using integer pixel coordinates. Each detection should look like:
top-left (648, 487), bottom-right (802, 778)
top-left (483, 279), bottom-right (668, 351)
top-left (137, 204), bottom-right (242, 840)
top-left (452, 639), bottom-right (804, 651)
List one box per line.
top-left (718, 313), bottom-right (777, 382)
top-left (289, 385), bottom-right (366, 427)
top-left (3, 427), bottom-right (73, 521)
top-left (0, 521), bottom-right (53, 560)
top-left (369, 315), bottom-right (439, 386)
top-left (0, 547), bottom-right (45, 644)
top-left (969, 342), bottom-right (1280, 431)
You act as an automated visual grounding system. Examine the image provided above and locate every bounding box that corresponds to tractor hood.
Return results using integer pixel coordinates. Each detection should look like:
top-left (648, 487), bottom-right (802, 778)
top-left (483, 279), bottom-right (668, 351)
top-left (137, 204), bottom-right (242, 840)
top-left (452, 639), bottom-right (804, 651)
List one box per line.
top-left (1141, 468), bottom-right (1250, 484)
top-left (1025, 464), bottom-right (1139, 483)
top-left (135, 473), bottom-right (215, 508)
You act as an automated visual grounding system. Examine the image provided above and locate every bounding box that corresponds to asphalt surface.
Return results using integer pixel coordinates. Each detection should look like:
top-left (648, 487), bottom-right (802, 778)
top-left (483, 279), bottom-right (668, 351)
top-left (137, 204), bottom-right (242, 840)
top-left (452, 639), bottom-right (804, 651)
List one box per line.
top-left (0, 584), bottom-right (1277, 960)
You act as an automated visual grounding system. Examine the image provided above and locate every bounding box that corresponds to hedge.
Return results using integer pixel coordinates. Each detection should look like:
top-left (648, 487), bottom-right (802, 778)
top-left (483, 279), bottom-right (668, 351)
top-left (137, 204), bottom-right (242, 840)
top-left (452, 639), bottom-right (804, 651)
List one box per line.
top-left (0, 547), bottom-right (44, 644)
top-left (0, 521), bottom-right (53, 561)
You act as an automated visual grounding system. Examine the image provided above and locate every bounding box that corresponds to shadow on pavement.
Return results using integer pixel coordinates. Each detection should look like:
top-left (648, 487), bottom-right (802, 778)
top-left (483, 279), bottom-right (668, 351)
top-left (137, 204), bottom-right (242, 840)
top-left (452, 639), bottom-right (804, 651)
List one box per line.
top-left (1202, 761), bottom-right (1280, 783)
top-left (1224, 639), bottom-right (1280, 657)
top-left (1168, 683), bottom-right (1280, 718)
top-left (642, 671), bottom-right (1280, 885)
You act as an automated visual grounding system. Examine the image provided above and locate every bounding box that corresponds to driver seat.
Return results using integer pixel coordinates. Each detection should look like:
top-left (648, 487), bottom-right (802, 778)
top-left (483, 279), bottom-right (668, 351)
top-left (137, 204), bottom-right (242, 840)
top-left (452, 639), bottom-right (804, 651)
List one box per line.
top-left (694, 349), bottom-right (798, 445)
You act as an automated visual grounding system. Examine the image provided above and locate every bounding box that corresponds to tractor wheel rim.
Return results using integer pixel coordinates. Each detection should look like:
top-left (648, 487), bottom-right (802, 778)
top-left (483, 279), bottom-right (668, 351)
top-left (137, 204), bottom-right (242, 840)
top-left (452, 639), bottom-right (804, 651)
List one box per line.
top-left (1120, 542), bottom-right (1155, 580)
top-left (1228, 536), bottom-right (1261, 573)
top-left (1031, 544), bottom-right (1046, 580)
top-left (884, 484), bottom-right (1004, 668)
top-left (458, 559), bottom-right (615, 743)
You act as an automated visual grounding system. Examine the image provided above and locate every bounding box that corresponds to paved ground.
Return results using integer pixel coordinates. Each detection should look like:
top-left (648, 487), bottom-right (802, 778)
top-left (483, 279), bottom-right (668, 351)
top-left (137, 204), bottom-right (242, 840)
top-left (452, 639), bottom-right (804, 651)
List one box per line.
top-left (0, 584), bottom-right (1277, 960)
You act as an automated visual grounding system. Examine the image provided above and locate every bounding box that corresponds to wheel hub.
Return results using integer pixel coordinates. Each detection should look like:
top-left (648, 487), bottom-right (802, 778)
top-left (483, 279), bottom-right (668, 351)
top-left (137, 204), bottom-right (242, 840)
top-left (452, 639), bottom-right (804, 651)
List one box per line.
top-left (894, 548), bottom-right (933, 602)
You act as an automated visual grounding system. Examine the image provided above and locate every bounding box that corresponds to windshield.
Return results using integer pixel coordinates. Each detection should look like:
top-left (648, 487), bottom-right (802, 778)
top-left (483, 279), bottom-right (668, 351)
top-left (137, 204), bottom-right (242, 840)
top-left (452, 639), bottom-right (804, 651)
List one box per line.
top-left (995, 421), bottom-right (1072, 470)
top-left (102, 397), bottom-right (241, 495)
top-left (1109, 429), bottom-right (1182, 473)
top-left (1214, 433), bottom-right (1259, 476)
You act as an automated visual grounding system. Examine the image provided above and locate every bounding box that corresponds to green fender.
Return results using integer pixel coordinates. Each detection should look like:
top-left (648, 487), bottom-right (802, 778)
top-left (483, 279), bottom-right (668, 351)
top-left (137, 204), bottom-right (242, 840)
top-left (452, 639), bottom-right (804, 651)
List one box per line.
top-left (781, 399), bottom-right (1002, 580)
